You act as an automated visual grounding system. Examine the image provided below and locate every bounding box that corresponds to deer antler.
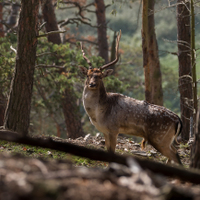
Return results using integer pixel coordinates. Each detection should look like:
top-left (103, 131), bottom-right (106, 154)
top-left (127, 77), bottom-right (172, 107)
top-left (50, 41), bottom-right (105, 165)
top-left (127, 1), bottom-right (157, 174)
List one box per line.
top-left (80, 42), bottom-right (93, 69)
top-left (100, 30), bottom-right (121, 71)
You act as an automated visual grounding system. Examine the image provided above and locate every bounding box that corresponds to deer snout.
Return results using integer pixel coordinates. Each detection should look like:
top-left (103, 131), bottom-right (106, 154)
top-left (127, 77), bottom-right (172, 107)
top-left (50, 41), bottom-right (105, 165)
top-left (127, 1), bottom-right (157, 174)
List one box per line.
top-left (89, 82), bottom-right (96, 88)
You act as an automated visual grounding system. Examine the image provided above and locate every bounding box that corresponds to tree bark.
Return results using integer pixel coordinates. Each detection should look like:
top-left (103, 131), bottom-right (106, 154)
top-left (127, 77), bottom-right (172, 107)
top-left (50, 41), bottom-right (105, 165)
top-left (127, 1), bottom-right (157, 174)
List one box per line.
top-left (0, 92), bottom-right (6, 126)
top-left (42, 0), bottom-right (62, 44)
top-left (95, 0), bottom-right (109, 64)
top-left (62, 87), bottom-right (85, 139)
top-left (0, 3), bottom-right (4, 37)
top-left (177, 0), bottom-right (193, 141)
top-left (190, 0), bottom-right (200, 169)
top-left (7, 3), bottom-right (19, 28)
top-left (4, 0), bottom-right (39, 136)
top-left (42, 0), bottom-right (85, 138)
top-left (142, 0), bottom-right (163, 106)
top-left (0, 3), bottom-right (5, 124)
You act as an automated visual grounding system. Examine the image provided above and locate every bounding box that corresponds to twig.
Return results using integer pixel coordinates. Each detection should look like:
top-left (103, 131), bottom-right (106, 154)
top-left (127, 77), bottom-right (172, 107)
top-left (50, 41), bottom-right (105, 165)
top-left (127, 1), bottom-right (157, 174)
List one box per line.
top-left (39, 22), bottom-right (47, 31)
top-left (65, 37), bottom-right (97, 45)
top-left (59, 18), bottom-right (98, 28)
top-left (36, 52), bottom-right (56, 57)
top-left (35, 64), bottom-right (64, 69)
top-left (10, 46), bottom-right (17, 53)
top-left (37, 30), bottom-right (66, 38)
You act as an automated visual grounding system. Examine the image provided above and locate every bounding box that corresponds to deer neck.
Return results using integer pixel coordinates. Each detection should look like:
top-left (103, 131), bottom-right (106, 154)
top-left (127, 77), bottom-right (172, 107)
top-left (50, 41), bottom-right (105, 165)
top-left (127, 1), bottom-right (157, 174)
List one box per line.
top-left (83, 81), bottom-right (107, 112)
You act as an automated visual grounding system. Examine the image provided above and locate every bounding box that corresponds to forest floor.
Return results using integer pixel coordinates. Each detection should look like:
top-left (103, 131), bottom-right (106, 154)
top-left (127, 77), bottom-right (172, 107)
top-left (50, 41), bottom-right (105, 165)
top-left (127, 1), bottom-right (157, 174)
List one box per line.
top-left (0, 133), bottom-right (199, 200)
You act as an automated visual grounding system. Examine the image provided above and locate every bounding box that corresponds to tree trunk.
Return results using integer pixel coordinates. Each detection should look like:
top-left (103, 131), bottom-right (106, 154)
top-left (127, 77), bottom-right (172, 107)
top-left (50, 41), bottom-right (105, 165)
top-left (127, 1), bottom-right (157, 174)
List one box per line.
top-left (142, 0), bottom-right (163, 106)
top-left (62, 87), bottom-right (85, 139)
top-left (42, 0), bottom-right (62, 44)
top-left (177, 0), bottom-right (193, 141)
top-left (110, 31), bottom-right (117, 73)
top-left (0, 3), bottom-right (5, 124)
top-left (4, 0), bottom-right (39, 136)
top-left (95, 0), bottom-right (109, 64)
top-left (0, 3), bottom-right (4, 37)
top-left (0, 92), bottom-right (6, 126)
top-left (42, 0), bottom-right (85, 138)
top-left (7, 3), bottom-right (19, 28)
top-left (190, 0), bottom-right (200, 169)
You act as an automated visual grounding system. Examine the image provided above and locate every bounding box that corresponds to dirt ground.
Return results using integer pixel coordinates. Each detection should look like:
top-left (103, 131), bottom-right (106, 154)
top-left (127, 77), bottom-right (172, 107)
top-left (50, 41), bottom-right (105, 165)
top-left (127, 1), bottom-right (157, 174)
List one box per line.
top-left (0, 134), bottom-right (199, 200)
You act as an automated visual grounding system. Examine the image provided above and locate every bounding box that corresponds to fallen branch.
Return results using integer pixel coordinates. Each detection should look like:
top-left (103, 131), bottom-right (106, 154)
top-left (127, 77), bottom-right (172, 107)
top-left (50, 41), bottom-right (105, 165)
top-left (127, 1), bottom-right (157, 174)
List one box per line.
top-left (0, 130), bottom-right (200, 184)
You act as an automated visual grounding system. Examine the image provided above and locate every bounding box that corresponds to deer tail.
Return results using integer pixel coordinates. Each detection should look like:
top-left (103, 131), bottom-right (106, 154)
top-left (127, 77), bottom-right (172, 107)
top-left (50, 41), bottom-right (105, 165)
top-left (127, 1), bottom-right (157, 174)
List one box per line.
top-left (173, 119), bottom-right (182, 146)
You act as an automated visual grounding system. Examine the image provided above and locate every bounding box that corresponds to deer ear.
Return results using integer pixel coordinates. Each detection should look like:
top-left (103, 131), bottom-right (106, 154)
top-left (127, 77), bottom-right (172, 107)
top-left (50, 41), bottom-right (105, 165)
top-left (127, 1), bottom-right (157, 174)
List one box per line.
top-left (102, 69), bottom-right (113, 78)
top-left (78, 66), bottom-right (88, 76)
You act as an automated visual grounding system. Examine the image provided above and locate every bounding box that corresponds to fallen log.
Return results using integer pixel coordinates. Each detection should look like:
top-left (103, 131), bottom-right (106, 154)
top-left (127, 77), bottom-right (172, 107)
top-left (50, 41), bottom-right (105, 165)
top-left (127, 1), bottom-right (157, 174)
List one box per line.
top-left (0, 130), bottom-right (200, 184)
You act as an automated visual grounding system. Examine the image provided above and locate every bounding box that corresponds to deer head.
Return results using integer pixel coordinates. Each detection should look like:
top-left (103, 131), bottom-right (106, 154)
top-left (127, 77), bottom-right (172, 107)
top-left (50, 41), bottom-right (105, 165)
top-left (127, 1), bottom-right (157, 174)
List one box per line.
top-left (79, 30), bottom-right (121, 89)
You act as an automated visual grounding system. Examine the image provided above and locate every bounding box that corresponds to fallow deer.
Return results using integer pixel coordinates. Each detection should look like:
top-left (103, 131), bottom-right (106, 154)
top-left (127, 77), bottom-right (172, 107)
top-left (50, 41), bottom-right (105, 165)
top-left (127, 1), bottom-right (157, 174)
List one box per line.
top-left (79, 30), bottom-right (182, 164)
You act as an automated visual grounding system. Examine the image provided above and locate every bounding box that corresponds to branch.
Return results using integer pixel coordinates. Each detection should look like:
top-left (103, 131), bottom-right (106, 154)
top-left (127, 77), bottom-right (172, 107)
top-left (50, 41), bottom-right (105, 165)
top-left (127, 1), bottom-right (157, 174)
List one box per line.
top-left (37, 30), bottom-right (67, 38)
top-left (0, 20), bottom-right (12, 30)
top-left (59, 18), bottom-right (98, 28)
top-left (36, 52), bottom-right (56, 57)
top-left (57, 1), bottom-right (94, 21)
top-left (159, 50), bottom-right (178, 56)
top-left (10, 45), bottom-right (17, 54)
top-left (1, 2), bottom-right (21, 7)
top-left (65, 37), bottom-right (97, 45)
top-left (39, 22), bottom-right (47, 31)
top-left (0, 130), bottom-right (200, 184)
top-left (35, 64), bottom-right (64, 69)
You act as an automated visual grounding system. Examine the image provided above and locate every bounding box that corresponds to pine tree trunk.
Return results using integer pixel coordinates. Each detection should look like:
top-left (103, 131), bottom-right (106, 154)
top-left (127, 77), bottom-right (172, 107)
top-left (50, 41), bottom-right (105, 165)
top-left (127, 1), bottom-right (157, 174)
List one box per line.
top-left (142, 0), bottom-right (163, 106)
top-left (42, 0), bottom-right (62, 44)
top-left (42, 0), bottom-right (85, 138)
top-left (142, 0), bottom-right (151, 103)
top-left (4, 0), bottom-right (39, 136)
top-left (190, 131), bottom-right (200, 168)
top-left (0, 3), bottom-right (4, 37)
top-left (7, 4), bottom-right (19, 28)
top-left (0, 92), bottom-right (5, 126)
top-left (190, 0), bottom-right (200, 169)
top-left (177, 0), bottom-right (193, 141)
top-left (62, 87), bottom-right (85, 139)
top-left (0, 3), bottom-right (5, 124)
top-left (95, 0), bottom-right (109, 64)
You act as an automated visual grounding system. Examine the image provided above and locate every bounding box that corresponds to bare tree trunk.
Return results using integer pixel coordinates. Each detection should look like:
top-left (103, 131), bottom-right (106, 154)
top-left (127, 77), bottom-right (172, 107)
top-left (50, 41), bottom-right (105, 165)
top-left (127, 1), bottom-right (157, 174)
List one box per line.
top-left (110, 31), bottom-right (117, 73)
top-left (7, 3), bottom-right (19, 28)
top-left (142, 0), bottom-right (163, 106)
top-left (190, 0), bottom-right (200, 169)
top-left (4, 0), bottom-right (39, 136)
top-left (0, 92), bottom-right (6, 126)
top-left (62, 87), bottom-right (85, 139)
top-left (95, 0), bottom-right (109, 64)
top-left (0, 3), bottom-right (4, 37)
top-left (0, 3), bottom-right (5, 124)
top-left (42, 0), bottom-right (61, 44)
top-left (177, 0), bottom-right (193, 141)
top-left (42, 0), bottom-right (85, 138)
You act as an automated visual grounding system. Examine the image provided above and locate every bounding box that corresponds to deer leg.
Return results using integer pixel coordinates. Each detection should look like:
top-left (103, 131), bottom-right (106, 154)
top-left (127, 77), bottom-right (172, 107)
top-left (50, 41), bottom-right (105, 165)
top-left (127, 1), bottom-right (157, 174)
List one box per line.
top-left (166, 145), bottom-right (179, 164)
top-left (104, 133), bottom-right (110, 151)
top-left (141, 138), bottom-right (146, 150)
top-left (103, 132), bottom-right (118, 153)
top-left (156, 143), bottom-right (182, 165)
top-left (165, 148), bottom-right (182, 165)
top-left (149, 135), bottom-right (182, 165)
top-left (149, 126), bottom-right (182, 165)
